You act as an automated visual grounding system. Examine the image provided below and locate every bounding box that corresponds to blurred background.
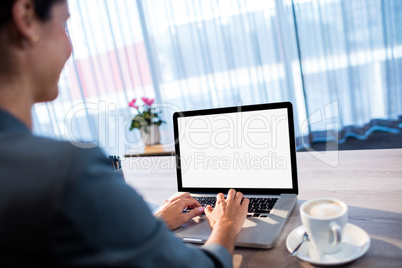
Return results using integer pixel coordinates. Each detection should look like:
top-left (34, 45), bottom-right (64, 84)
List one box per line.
top-left (32, 0), bottom-right (402, 156)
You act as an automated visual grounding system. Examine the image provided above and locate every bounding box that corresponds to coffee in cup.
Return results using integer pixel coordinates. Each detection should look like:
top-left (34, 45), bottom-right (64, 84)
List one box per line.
top-left (300, 198), bottom-right (348, 254)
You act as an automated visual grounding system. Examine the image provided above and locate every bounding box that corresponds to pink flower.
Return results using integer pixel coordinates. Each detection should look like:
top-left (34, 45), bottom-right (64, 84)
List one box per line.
top-left (141, 97), bottom-right (155, 106)
top-left (128, 98), bottom-right (139, 109)
top-left (146, 98), bottom-right (155, 106)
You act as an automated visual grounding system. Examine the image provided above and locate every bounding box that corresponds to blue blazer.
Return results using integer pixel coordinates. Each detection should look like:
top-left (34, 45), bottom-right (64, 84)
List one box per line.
top-left (0, 110), bottom-right (231, 267)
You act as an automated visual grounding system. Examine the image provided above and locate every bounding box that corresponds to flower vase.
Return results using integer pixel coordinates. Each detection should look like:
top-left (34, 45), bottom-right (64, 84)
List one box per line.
top-left (140, 124), bottom-right (161, 146)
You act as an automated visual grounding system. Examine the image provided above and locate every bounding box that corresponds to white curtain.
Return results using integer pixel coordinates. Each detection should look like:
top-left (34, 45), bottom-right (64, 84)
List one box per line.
top-left (32, 0), bottom-right (402, 155)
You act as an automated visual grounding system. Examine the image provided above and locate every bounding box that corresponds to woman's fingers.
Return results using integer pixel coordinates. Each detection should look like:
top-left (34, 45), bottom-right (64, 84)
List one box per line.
top-left (181, 206), bottom-right (204, 222)
top-left (226, 189), bottom-right (236, 200)
top-left (204, 205), bottom-right (215, 228)
top-left (180, 198), bottom-right (201, 209)
top-left (241, 197), bottom-right (250, 211)
top-left (235, 191), bottom-right (244, 204)
top-left (170, 192), bottom-right (191, 202)
top-left (216, 192), bottom-right (225, 202)
top-left (204, 205), bottom-right (213, 215)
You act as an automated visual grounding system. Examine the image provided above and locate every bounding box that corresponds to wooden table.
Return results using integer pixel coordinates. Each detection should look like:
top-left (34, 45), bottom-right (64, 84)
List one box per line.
top-left (124, 143), bottom-right (175, 157)
top-left (121, 148), bottom-right (402, 267)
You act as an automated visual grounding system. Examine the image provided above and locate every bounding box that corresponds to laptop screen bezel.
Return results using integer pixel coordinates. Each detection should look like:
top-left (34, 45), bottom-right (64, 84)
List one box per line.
top-left (173, 101), bottom-right (299, 195)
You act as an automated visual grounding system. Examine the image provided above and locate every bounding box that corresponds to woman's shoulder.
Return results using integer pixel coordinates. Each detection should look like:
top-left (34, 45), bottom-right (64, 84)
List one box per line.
top-left (3, 133), bottom-right (108, 176)
top-left (15, 133), bottom-right (103, 159)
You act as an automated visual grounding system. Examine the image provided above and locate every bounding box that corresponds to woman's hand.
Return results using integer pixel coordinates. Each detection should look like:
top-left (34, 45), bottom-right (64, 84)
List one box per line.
top-left (204, 189), bottom-right (249, 255)
top-left (204, 189), bottom-right (249, 234)
top-left (154, 192), bottom-right (204, 230)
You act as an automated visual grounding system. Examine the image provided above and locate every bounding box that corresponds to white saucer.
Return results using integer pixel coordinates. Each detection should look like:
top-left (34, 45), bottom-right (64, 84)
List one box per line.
top-left (286, 223), bottom-right (370, 266)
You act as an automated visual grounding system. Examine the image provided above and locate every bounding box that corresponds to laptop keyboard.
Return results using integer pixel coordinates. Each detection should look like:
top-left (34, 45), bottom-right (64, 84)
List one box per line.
top-left (190, 196), bottom-right (278, 218)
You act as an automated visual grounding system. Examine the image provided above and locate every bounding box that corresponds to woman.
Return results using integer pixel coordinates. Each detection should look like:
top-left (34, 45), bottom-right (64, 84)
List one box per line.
top-left (0, 0), bottom-right (249, 267)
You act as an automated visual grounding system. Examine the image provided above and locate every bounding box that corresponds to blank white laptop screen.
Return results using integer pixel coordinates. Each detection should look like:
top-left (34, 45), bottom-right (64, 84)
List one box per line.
top-left (176, 108), bottom-right (293, 189)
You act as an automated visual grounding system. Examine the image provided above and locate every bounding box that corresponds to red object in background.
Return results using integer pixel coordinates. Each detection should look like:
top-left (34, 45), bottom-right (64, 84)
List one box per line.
top-left (67, 42), bottom-right (152, 100)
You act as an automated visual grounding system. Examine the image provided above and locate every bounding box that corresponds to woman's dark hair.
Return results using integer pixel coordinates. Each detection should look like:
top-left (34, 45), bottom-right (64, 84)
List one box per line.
top-left (0, 0), bottom-right (64, 27)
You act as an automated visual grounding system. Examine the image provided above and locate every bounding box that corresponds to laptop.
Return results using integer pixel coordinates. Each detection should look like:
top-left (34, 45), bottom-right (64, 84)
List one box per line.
top-left (172, 101), bottom-right (298, 249)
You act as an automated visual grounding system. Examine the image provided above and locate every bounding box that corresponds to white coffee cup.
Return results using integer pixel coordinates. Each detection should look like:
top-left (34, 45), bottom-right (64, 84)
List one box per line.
top-left (300, 198), bottom-right (348, 254)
